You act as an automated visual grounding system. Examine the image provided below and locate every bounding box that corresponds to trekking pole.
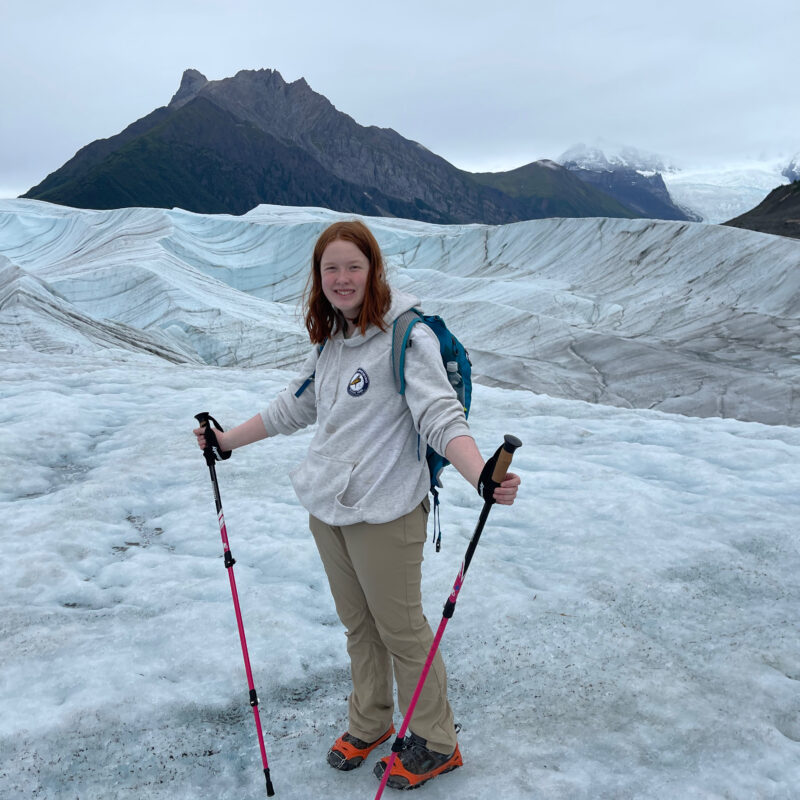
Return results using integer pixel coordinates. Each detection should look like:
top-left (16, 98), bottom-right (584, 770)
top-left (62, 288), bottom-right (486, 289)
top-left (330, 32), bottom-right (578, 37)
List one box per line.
top-left (194, 412), bottom-right (275, 797)
top-left (375, 434), bottom-right (522, 800)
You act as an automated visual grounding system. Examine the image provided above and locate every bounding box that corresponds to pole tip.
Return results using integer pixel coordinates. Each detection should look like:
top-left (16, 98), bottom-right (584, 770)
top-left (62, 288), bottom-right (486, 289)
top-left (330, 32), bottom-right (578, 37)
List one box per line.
top-left (265, 768), bottom-right (275, 796)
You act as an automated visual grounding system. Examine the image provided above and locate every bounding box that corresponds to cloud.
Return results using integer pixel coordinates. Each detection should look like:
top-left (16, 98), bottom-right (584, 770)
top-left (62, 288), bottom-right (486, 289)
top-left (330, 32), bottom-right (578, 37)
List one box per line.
top-left (2, 0), bottom-right (798, 189)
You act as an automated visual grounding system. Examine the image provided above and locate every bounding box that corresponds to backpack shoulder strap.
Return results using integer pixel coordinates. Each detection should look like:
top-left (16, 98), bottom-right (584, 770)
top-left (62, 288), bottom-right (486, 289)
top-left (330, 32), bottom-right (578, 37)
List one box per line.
top-left (391, 309), bottom-right (424, 395)
top-left (294, 340), bottom-right (326, 398)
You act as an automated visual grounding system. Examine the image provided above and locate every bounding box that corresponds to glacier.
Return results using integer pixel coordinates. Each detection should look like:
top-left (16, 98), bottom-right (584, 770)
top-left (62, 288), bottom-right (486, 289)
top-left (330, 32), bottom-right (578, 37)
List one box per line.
top-left (663, 162), bottom-right (791, 224)
top-left (1, 200), bottom-right (799, 799)
top-left (2, 199), bottom-right (798, 426)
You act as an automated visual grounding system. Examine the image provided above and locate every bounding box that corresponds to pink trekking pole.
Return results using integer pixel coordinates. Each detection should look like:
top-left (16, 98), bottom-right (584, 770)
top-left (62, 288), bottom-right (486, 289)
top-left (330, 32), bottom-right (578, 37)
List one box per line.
top-left (375, 434), bottom-right (522, 799)
top-left (195, 412), bottom-right (275, 797)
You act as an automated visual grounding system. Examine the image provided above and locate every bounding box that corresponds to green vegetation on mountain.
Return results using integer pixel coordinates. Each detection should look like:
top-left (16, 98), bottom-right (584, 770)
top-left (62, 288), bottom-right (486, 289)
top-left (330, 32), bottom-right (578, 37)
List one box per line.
top-left (469, 161), bottom-right (638, 218)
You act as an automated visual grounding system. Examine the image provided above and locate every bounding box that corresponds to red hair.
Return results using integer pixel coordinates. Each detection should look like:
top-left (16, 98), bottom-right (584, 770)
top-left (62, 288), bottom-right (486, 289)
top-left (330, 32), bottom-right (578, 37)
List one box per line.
top-left (304, 220), bottom-right (391, 343)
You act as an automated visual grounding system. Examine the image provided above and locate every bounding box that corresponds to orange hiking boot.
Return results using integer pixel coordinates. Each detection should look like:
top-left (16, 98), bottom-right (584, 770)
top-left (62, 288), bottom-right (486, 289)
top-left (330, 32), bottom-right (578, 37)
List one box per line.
top-left (327, 726), bottom-right (395, 771)
top-left (373, 732), bottom-right (463, 790)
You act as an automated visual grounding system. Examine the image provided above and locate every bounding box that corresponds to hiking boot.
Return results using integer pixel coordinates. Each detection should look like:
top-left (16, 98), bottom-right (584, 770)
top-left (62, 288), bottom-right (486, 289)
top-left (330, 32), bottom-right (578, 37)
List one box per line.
top-left (373, 731), bottom-right (463, 790)
top-left (327, 726), bottom-right (395, 771)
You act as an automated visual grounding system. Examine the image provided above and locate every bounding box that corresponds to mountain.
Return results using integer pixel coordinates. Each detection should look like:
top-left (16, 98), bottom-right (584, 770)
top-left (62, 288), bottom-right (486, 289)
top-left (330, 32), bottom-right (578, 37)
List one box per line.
top-left (557, 143), bottom-right (696, 221)
top-left (725, 180), bottom-right (800, 239)
top-left (24, 69), bottom-right (653, 223)
top-left (469, 159), bottom-right (638, 219)
top-left (21, 92), bottom-right (447, 220)
top-left (3, 198), bottom-right (798, 426)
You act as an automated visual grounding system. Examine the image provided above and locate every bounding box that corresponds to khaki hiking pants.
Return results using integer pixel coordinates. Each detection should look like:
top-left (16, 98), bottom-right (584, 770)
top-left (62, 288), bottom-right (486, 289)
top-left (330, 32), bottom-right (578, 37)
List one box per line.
top-left (309, 500), bottom-right (458, 755)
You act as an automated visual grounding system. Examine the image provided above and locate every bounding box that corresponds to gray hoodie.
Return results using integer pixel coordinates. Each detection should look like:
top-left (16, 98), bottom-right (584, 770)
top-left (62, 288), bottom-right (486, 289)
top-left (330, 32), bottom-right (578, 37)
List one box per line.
top-left (260, 289), bottom-right (471, 526)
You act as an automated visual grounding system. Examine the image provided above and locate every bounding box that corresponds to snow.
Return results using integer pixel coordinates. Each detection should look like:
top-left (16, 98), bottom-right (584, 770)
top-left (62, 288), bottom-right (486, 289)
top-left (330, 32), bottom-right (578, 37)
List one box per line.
top-left (1, 201), bottom-right (800, 798)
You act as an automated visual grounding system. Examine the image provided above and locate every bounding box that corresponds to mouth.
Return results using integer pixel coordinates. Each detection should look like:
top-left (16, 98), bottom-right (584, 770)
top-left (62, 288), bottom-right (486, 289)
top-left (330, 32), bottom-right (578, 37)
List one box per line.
top-left (334, 289), bottom-right (355, 297)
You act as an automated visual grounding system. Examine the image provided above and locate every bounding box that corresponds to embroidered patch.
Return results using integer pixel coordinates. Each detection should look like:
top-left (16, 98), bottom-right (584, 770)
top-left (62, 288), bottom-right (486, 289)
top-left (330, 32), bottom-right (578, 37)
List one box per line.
top-left (347, 368), bottom-right (370, 397)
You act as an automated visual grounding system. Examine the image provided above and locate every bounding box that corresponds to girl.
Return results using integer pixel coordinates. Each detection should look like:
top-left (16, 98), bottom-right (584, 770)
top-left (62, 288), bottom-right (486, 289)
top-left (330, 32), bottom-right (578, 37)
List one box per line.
top-left (194, 220), bottom-right (520, 790)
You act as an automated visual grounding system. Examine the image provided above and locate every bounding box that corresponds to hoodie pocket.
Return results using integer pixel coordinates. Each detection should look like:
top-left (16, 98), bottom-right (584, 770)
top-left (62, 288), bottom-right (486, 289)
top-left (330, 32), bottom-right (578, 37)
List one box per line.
top-left (290, 448), bottom-right (359, 524)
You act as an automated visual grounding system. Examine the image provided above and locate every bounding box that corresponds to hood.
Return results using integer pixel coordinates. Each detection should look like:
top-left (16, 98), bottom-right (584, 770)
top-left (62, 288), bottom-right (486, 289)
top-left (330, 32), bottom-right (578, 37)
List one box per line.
top-left (336, 286), bottom-right (421, 346)
top-left (384, 288), bottom-right (420, 326)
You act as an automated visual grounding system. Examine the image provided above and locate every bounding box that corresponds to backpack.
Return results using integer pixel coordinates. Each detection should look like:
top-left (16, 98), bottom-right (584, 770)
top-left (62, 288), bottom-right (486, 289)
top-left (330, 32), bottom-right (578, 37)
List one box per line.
top-left (391, 310), bottom-right (471, 549)
top-left (295, 309), bottom-right (472, 550)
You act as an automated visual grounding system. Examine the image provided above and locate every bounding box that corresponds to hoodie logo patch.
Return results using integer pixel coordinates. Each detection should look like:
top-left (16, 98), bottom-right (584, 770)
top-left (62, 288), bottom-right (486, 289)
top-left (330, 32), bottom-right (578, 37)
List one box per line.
top-left (347, 368), bottom-right (370, 397)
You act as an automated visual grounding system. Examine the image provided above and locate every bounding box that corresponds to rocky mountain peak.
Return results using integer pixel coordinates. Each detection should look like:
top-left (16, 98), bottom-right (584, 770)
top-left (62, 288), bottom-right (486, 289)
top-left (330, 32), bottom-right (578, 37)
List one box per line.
top-left (164, 67), bottom-right (335, 142)
top-left (169, 69), bottom-right (209, 109)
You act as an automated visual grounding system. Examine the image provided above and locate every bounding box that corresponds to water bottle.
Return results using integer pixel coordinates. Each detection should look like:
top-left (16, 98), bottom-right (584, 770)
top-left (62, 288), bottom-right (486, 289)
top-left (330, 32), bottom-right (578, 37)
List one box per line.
top-left (446, 361), bottom-right (462, 388)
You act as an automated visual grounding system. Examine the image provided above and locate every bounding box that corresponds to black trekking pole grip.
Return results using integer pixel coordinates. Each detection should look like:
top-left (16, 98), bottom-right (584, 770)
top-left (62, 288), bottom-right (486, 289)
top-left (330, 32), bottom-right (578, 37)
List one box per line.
top-left (194, 411), bottom-right (232, 465)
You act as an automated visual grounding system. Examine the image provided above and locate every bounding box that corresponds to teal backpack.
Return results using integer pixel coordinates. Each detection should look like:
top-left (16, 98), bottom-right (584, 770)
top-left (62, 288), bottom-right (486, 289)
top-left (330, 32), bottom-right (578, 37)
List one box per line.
top-left (295, 309), bottom-right (472, 550)
top-left (391, 310), bottom-right (471, 549)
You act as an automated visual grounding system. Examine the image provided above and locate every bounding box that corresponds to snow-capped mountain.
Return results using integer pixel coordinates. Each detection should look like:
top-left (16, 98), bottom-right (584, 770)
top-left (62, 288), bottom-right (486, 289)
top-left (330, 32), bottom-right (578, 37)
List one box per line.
top-left (557, 141), bottom-right (675, 174)
top-left (556, 142), bottom-right (794, 224)
top-left (556, 142), bottom-right (693, 221)
top-left (2, 199), bottom-right (798, 426)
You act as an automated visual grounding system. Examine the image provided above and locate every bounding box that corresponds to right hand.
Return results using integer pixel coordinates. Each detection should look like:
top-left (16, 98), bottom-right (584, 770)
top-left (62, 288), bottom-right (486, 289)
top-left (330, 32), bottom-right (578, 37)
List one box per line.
top-left (193, 425), bottom-right (226, 452)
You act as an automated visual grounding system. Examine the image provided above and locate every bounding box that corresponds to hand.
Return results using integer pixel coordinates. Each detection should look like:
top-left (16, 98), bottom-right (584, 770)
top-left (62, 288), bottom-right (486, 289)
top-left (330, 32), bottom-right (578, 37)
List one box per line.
top-left (193, 425), bottom-right (226, 452)
top-left (477, 443), bottom-right (521, 505)
top-left (193, 425), bottom-right (209, 450)
top-left (493, 472), bottom-right (520, 506)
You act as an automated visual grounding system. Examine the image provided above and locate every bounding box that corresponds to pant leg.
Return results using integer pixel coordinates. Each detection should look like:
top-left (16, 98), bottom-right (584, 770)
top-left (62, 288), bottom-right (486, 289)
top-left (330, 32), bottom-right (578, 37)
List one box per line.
top-left (309, 514), bottom-right (394, 742)
top-left (340, 502), bottom-right (458, 755)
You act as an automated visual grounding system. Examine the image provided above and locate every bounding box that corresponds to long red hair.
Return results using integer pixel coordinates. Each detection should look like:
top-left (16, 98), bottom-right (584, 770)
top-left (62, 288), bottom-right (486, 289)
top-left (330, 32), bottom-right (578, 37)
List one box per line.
top-left (304, 220), bottom-right (391, 343)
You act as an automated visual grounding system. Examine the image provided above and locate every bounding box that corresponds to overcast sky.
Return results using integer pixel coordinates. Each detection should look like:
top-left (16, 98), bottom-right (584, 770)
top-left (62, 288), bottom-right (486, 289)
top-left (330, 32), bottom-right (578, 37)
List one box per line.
top-left (2, 0), bottom-right (798, 198)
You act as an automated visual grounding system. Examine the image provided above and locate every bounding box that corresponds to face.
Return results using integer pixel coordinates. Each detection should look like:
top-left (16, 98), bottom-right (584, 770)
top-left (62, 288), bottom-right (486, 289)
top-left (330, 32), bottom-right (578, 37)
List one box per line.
top-left (320, 238), bottom-right (371, 324)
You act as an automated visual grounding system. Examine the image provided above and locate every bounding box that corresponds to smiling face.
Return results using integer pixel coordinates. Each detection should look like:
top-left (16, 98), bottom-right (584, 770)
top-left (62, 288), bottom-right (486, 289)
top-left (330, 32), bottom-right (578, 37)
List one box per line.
top-left (305, 220), bottom-right (390, 344)
top-left (320, 238), bottom-right (371, 329)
